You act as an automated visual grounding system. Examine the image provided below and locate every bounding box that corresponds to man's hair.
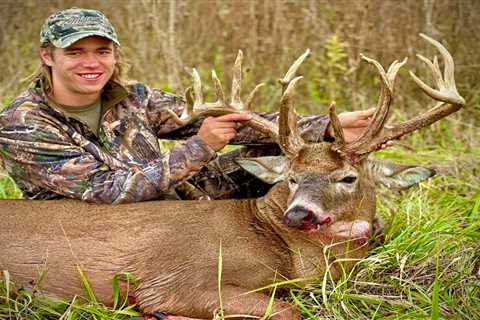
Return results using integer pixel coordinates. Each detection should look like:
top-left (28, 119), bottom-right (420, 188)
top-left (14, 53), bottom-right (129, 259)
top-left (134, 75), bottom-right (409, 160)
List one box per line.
top-left (25, 42), bottom-right (130, 94)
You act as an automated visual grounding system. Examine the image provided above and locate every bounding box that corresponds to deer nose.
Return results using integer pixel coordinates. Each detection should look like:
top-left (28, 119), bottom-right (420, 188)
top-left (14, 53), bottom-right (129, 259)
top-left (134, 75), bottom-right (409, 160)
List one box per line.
top-left (284, 207), bottom-right (311, 227)
top-left (284, 206), bottom-right (333, 229)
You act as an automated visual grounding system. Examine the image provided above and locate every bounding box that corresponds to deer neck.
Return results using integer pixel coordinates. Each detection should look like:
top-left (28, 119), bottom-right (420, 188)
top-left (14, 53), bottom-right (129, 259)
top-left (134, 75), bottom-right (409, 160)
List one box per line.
top-left (255, 182), bottom-right (329, 280)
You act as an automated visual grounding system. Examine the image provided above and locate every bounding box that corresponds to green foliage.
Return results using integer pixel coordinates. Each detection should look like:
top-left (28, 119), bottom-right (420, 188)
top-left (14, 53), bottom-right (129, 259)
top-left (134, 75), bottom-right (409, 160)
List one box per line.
top-left (474, 95), bottom-right (480, 114)
top-left (1, 96), bottom-right (13, 111)
top-left (1, 96), bottom-right (13, 107)
top-left (307, 35), bottom-right (349, 112)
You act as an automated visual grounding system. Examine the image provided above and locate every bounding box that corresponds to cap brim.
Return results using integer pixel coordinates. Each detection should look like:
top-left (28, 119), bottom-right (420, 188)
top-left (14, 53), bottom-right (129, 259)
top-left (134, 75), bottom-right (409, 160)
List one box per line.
top-left (51, 31), bottom-right (121, 48)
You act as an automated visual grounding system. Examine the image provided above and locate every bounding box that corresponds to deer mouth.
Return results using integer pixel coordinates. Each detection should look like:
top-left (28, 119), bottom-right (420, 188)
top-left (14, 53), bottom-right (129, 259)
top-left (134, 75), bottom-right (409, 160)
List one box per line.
top-left (284, 207), bottom-right (333, 232)
top-left (300, 212), bottom-right (317, 231)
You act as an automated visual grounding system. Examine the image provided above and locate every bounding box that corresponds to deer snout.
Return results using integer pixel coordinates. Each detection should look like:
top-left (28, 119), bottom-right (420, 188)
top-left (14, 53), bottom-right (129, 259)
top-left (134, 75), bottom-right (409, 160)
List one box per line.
top-left (284, 205), bottom-right (334, 231)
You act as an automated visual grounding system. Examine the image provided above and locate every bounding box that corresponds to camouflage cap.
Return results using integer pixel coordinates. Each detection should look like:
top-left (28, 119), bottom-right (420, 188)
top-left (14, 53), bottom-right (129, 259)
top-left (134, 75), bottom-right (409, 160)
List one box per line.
top-left (40, 7), bottom-right (120, 48)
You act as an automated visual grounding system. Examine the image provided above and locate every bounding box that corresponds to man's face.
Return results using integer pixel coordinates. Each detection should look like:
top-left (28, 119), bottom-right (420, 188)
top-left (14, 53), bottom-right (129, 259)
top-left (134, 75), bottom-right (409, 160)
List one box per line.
top-left (40, 36), bottom-right (116, 104)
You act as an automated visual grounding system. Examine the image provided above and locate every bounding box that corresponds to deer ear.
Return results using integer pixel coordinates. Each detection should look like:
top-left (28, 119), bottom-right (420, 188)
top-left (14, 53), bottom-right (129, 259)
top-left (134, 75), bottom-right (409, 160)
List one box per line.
top-left (366, 159), bottom-right (436, 190)
top-left (235, 156), bottom-right (287, 184)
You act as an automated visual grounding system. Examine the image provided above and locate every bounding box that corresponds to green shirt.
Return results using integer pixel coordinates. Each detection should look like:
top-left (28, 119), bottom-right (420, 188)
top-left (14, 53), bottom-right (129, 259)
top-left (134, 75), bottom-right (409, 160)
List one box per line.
top-left (58, 98), bottom-right (102, 135)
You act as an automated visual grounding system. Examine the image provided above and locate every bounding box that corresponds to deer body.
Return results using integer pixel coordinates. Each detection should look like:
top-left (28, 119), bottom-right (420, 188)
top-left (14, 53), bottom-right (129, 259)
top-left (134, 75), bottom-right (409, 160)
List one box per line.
top-left (0, 144), bottom-right (400, 319)
top-left (1, 177), bottom-right (359, 319)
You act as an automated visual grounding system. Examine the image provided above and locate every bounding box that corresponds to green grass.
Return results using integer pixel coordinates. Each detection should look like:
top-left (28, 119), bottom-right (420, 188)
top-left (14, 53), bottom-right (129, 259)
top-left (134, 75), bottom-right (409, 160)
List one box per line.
top-left (0, 174), bottom-right (22, 199)
top-left (0, 270), bottom-right (140, 320)
top-left (1, 121), bottom-right (479, 319)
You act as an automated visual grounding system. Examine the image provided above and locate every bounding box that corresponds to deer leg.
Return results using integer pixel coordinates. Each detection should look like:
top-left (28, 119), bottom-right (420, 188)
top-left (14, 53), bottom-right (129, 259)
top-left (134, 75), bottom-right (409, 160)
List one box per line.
top-left (139, 285), bottom-right (300, 320)
top-left (159, 315), bottom-right (204, 320)
top-left (157, 285), bottom-right (301, 319)
top-left (219, 285), bottom-right (301, 320)
top-left (131, 313), bottom-right (204, 320)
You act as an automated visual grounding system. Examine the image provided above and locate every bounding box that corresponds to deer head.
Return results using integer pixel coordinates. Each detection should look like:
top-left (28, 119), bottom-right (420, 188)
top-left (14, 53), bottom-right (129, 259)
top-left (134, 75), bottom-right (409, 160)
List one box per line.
top-left (236, 34), bottom-right (464, 256)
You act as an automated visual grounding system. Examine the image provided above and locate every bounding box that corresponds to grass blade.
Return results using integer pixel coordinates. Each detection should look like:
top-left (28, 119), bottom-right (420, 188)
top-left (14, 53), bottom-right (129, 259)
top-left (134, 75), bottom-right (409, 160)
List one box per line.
top-left (430, 253), bottom-right (440, 320)
top-left (76, 267), bottom-right (97, 304)
top-left (217, 240), bottom-right (224, 319)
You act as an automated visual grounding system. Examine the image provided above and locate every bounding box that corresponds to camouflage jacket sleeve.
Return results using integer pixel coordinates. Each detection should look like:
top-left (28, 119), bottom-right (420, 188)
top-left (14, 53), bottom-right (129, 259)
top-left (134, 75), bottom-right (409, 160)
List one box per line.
top-left (0, 102), bottom-right (216, 203)
top-left (144, 87), bottom-right (330, 144)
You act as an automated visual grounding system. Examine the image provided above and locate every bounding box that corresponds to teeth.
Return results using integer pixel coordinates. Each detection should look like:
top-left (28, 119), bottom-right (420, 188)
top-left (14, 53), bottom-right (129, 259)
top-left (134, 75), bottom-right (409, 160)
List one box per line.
top-left (80, 74), bottom-right (100, 79)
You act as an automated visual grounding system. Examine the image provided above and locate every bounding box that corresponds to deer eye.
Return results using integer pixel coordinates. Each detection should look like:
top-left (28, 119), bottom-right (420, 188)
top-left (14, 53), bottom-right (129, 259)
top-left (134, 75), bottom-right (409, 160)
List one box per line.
top-left (288, 177), bottom-right (297, 185)
top-left (340, 175), bottom-right (357, 184)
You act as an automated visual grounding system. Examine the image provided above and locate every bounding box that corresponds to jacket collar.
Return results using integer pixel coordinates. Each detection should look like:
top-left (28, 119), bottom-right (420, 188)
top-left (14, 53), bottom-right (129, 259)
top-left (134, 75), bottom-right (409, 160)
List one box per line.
top-left (33, 78), bottom-right (129, 116)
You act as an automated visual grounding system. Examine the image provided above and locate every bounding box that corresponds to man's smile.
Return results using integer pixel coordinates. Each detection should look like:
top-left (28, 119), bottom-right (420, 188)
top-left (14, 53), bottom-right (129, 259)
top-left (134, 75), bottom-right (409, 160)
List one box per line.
top-left (77, 73), bottom-right (103, 80)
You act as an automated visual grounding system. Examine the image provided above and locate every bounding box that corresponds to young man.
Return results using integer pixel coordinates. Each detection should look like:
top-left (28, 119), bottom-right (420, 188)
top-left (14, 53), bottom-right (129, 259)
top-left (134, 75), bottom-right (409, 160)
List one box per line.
top-left (0, 7), bottom-right (381, 203)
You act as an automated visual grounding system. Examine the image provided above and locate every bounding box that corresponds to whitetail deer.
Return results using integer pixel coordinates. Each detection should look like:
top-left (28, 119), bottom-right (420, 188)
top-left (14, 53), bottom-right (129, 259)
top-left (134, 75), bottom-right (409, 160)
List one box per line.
top-left (0, 34), bottom-right (465, 320)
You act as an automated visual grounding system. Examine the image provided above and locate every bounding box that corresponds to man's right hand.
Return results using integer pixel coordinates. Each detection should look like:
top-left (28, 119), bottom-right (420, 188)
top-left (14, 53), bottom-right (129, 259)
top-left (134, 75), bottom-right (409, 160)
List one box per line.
top-left (197, 113), bottom-right (252, 151)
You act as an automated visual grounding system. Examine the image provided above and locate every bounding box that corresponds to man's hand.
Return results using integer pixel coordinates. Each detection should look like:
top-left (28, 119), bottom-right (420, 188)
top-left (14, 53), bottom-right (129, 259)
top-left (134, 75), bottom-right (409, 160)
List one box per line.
top-left (197, 113), bottom-right (252, 151)
top-left (328, 108), bottom-right (393, 149)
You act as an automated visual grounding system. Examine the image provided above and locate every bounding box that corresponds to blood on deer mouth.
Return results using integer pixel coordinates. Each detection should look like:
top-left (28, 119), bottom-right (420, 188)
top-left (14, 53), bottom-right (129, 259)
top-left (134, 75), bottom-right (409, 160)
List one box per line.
top-left (301, 211), bottom-right (317, 231)
top-left (284, 206), bottom-right (335, 231)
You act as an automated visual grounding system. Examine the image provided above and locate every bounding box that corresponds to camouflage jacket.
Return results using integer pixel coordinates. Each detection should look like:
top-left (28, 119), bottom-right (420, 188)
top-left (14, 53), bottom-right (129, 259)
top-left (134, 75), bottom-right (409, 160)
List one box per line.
top-left (0, 80), bottom-right (329, 203)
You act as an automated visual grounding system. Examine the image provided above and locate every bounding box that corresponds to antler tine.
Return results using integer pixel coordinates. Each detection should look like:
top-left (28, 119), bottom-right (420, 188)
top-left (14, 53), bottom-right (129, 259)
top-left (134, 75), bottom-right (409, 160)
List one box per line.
top-left (211, 70), bottom-right (227, 108)
top-left (192, 68), bottom-right (204, 107)
top-left (409, 34), bottom-right (464, 105)
top-left (245, 83), bottom-right (265, 111)
top-left (415, 54), bottom-right (443, 91)
top-left (279, 76), bottom-right (305, 158)
top-left (273, 49), bottom-right (311, 158)
top-left (419, 33), bottom-right (457, 92)
top-left (365, 57), bottom-right (407, 136)
top-left (231, 50), bottom-right (243, 110)
top-left (356, 54), bottom-right (391, 138)
top-left (329, 102), bottom-right (346, 149)
top-left (387, 57), bottom-right (408, 86)
top-left (166, 87), bottom-right (195, 126)
top-left (279, 49), bottom-right (311, 92)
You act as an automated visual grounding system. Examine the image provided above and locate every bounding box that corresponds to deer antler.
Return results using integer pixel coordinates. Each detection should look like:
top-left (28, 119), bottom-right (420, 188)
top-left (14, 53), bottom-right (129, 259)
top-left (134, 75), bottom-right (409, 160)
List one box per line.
top-left (335, 34), bottom-right (465, 162)
top-left (167, 49), bottom-right (311, 156)
top-left (277, 49), bottom-right (310, 158)
top-left (278, 76), bottom-right (305, 158)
